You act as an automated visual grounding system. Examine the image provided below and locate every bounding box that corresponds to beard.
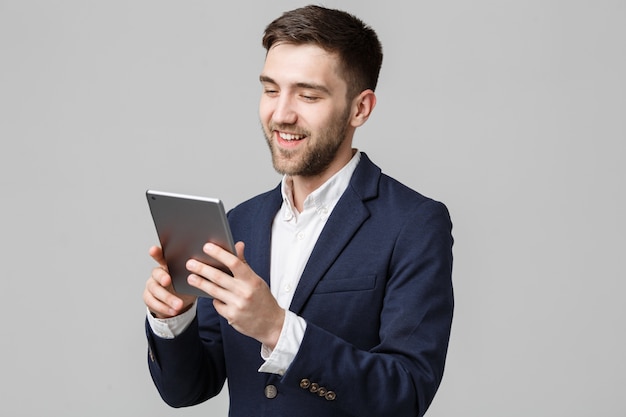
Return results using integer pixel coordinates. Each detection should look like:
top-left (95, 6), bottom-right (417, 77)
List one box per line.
top-left (262, 106), bottom-right (352, 177)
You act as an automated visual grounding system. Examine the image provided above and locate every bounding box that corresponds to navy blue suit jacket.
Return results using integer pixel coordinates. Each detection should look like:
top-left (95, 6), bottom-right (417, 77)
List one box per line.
top-left (146, 153), bottom-right (454, 417)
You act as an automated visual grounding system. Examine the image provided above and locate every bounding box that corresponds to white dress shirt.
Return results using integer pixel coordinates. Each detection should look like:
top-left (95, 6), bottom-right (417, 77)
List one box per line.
top-left (147, 151), bottom-right (361, 376)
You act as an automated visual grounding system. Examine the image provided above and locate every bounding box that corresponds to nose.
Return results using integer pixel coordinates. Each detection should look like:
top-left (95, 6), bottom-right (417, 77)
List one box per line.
top-left (272, 94), bottom-right (297, 126)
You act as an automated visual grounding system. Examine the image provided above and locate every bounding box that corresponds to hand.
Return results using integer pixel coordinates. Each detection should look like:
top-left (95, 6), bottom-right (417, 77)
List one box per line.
top-left (186, 241), bottom-right (285, 349)
top-left (143, 245), bottom-right (197, 319)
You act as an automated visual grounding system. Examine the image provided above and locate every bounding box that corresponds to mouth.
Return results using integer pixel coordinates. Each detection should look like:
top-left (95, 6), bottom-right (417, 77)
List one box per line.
top-left (278, 131), bottom-right (307, 141)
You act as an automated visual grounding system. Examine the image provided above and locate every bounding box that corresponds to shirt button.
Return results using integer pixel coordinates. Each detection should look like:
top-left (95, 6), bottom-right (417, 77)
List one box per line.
top-left (297, 231), bottom-right (305, 240)
top-left (264, 384), bottom-right (278, 399)
top-left (284, 284), bottom-right (292, 292)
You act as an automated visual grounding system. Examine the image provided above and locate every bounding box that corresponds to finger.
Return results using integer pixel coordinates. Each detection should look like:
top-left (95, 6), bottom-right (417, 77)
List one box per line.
top-left (203, 242), bottom-right (248, 276)
top-left (235, 241), bottom-right (246, 263)
top-left (187, 273), bottom-right (233, 304)
top-left (144, 287), bottom-right (179, 318)
top-left (151, 265), bottom-right (173, 289)
top-left (212, 297), bottom-right (234, 325)
top-left (149, 267), bottom-right (188, 310)
top-left (144, 275), bottom-right (184, 317)
top-left (149, 245), bottom-right (168, 269)
top-left (186, 259), bottom-right (235, 295)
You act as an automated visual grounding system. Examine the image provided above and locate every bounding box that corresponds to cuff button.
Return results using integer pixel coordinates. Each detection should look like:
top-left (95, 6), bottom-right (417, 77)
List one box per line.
top-left (264, 384), bottom-right (278, 399)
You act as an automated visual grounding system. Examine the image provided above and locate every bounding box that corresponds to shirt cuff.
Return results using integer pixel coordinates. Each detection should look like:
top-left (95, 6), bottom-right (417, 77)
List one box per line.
top-left (146, 300), bottom-right (197, 339)
top-left (258, 310), bottom-right (307, 375)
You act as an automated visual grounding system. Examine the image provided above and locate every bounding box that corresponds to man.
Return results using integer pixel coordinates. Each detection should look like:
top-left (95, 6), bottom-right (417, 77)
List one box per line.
top-left (144, 5), bottom-right (453, 417)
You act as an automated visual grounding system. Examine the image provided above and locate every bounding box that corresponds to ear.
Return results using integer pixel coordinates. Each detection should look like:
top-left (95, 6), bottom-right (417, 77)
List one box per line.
top-left (350, 89), bottom-right (377, 128)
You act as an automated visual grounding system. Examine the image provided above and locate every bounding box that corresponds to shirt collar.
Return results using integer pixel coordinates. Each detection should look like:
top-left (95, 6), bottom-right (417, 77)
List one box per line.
top-left (280, 150), bottom-right (361, 221)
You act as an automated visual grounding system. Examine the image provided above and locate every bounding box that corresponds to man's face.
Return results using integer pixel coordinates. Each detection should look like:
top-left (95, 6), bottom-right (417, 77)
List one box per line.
top-left (259, 43), bottom-right (354, 177)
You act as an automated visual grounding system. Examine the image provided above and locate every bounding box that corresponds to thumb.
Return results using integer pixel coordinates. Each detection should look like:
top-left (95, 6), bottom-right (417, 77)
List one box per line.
top-left (235, 241), bottom-right (246, 263)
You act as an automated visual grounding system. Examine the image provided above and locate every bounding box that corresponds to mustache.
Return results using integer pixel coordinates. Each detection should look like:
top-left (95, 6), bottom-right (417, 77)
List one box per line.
top-left (268, 123), bottom-right (310, 137)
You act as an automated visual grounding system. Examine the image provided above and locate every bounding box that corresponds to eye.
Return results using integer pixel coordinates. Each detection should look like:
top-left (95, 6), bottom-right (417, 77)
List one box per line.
top-left (300, 95), bottom-right (320, 102)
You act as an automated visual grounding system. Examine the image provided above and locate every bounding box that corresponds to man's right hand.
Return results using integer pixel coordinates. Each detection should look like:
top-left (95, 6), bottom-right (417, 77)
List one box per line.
top-left (143, 245), bottom-right (197, 319)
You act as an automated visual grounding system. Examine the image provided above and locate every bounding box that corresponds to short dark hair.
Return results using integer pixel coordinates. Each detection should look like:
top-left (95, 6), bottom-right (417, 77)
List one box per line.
top-left (262, 5), bottom-right (383, 98)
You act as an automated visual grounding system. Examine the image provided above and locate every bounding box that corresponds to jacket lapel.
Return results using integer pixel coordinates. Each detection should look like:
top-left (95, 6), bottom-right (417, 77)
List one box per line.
top-left (246, 187), bottom-right (283, 287)
top-left (289, 153), bottom-right (381, 314)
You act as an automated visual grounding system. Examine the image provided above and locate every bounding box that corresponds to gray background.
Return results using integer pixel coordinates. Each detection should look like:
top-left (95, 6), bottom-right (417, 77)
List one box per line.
top-left (1, 0), bottom-right (624, 416)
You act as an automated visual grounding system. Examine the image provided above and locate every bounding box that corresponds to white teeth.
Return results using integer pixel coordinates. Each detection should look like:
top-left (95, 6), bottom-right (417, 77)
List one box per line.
top-left (279, 132), bottom-right (305, 141)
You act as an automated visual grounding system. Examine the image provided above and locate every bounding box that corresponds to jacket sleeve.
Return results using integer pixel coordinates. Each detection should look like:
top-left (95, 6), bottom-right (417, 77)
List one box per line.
top-left (146, 298), bottom-right (227, 407)
top-left (276, 200), bottom-right (454, 417)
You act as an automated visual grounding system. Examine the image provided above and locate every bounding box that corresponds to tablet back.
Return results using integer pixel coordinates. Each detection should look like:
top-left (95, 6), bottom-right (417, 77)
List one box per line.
top-left (146, 190), bottom-right (236, 297)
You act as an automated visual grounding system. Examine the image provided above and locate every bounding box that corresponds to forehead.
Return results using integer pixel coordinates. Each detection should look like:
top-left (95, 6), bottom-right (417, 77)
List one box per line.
top-left (261, 43), bottom-right (347, 93)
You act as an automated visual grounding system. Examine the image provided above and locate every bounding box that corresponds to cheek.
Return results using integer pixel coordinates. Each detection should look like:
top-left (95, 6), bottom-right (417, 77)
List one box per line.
top-left (259, 98), bottom-right (271, 122)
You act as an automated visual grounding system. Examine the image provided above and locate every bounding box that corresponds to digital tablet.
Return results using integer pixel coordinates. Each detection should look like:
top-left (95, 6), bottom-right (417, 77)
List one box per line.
top-left (146, 190), bottom-right (236, 298)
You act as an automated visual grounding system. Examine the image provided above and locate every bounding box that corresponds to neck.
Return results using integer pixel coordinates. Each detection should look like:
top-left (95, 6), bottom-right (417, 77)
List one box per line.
top-left (289, 148), bottom-right (356, 212)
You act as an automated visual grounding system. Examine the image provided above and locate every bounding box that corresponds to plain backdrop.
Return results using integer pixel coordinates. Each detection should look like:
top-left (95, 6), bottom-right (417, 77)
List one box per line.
top-left (1, 1), bottom-right (624, 416)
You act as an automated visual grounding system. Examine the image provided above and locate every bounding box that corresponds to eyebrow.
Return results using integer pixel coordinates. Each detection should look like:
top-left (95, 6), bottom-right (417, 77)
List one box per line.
top-left (259, 75), bottom-right (331, 95)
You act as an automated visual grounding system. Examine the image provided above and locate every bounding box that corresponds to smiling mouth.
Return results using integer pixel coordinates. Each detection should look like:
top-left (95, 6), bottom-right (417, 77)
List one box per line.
top-left (278, 131), bottom-right (307, 141)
